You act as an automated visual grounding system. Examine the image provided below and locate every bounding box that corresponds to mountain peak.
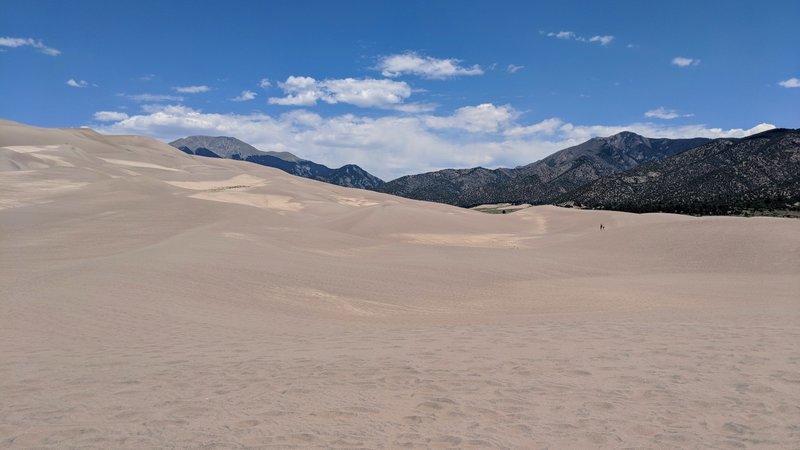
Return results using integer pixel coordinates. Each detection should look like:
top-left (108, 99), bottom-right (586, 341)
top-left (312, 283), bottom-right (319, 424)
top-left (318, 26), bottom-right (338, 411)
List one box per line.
top-left (610, 130), bottom-right (642, 138)
top-left (168, 135), bottom-right (383, 189)
top-left (600, 131), bottom-right (649, 148)
top-left (170, 135), bottom-right (302, 162)
top-left (592, 131), bottom-right (642, 141)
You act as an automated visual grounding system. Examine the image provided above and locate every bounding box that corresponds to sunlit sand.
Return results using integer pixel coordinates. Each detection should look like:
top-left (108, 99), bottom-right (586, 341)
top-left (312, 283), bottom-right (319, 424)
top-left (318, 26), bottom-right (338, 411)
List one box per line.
top-left (1, 119), bottom-right (798, 448)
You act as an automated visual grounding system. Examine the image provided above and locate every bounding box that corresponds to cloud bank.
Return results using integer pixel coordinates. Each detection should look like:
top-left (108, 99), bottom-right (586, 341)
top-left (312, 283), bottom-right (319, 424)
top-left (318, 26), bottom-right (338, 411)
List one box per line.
top-left (93, 104), bottom-right (774, 180)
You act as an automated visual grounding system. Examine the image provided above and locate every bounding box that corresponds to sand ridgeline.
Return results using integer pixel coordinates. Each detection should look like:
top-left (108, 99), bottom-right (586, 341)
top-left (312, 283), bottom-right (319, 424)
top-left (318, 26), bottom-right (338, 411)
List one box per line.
top-left (1, 119), bottom-right (799, 448)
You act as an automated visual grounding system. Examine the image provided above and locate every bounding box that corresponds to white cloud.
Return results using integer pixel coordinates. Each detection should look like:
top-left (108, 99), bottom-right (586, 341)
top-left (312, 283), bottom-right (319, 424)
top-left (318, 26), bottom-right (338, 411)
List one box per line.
top-left (390, 103), bottom-right (438, 113)
top-left (268, 76), bottom-right (412, 108)
top-left (672, 57), bottom-right (700, 67)
top-left (507, 64), bottom-right (524, 73)
top-left (259, 78), bottom-right (272, 89)
top-left (93, 111), bottom-right (129, 121)
top-left (140, 74), bottom-right (155, 81)
top-left (94, 104), bottom-right (774, 181)
top-left (504, 118), bottom-right (565, 137)
top-left (555, 122), bottom-right (774, 142)
top-left (778, 77), bottom-right (800, 88)
top-left (139, 104), bottom-right (174, 114)
top-left (378, 52), bottom-right (483, 79)
top-left (589, 35), bottom-right (614, 46)
top-left (66, 79), bottom-right (88, 88)
top-left (174, 85), bottom-right (210, 93)
top-left (268, 76), bottom-right (320, 106)
top-left (549, 31), bottom-right (576, 40)
top-left (0, 37), bottom-right (60, 56)
top-left (545, 31), bottom-right (614, 46)
top-left (644, 107), bottom-right (694, 120)
top-left (323, 78), bottom-right (412, 107)
top-left (120, 93), bottom-right (184, 102)
top-left (423, 103), bottom-right (517, 133)
top-left (231, 90), bottom-right (257, 101)
top-left (645, 108), bottom-right (679, 119)
top-left (741, 123), bottom-right (776, 135)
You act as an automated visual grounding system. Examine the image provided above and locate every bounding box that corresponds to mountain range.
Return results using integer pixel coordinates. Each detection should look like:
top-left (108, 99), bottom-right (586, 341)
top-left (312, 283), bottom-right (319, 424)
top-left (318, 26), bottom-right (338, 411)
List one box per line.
top-left (374, 132), bottom-right (712, 207)
top-left (560, 128), bottom-right (800, 215)
top-left (171, 130), bottom-right (800, 217)
top-left (169, 136), bottom-right (384, 189)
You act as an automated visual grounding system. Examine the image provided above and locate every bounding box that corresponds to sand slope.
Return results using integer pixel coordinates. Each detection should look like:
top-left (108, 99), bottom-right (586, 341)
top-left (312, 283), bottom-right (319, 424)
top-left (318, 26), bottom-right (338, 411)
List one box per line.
top-left (1, 119), bottom-right (799, 448)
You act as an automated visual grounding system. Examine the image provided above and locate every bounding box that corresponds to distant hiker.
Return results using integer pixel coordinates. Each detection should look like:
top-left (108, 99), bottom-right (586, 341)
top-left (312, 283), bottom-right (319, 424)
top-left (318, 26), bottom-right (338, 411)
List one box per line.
top-left (600, 224), bottom-right (604, 231)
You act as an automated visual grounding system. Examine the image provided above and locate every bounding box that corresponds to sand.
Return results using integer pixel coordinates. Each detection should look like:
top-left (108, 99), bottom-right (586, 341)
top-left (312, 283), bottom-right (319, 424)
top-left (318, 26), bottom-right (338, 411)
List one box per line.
top-left (1, 119), bottom-right (798, 448)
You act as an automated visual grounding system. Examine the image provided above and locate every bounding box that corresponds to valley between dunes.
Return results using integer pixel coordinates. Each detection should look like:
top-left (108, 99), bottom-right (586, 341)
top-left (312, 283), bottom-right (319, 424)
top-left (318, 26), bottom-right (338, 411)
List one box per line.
top-left (1, 119), bottom-right (799, 448)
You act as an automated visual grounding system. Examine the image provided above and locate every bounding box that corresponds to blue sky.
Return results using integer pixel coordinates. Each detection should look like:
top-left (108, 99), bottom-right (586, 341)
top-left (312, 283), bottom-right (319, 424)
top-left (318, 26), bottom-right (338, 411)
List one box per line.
top-left (1, 0), bottom-right (798, 179)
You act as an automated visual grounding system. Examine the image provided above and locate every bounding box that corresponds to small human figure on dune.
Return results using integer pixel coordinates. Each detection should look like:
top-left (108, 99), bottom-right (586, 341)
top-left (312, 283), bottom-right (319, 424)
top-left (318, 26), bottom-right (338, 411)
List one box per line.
top-left (600, 224), bottom-right (604, 231)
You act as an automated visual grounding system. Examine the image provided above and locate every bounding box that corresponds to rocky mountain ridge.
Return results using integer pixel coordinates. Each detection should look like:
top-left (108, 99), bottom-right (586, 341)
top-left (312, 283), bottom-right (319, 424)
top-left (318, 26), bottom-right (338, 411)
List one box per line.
top-left (374, 132), bottom-right (711, 206)
top-left (560, 128), bottom-right (800, 216)
top-left (169, 136), bottom-right (383, 189)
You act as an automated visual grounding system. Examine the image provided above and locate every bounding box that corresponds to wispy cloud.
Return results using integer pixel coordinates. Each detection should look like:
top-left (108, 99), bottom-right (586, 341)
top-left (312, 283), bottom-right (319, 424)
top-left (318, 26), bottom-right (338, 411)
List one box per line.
top-left (139, 74), bottom-right (155, 81)
top-left (118, 93), bottom-right (184, 102)
top-left (66, 79), bottom-right (88, 88)
top-left (644, 107), bottom-right (694, 120)
top-left (268, 76), bottom-right (412, 108)
top-left (544, 31), bottom-right (614, 46)
top-left (504, 118), bottom-right (565, 137)
top-left (93, 111), bottom-right (129, 121)
top-left (259, 78), bottom-right (272, 89)
top-left (589, 35), bottom-right (614, 46)
top-left (672, 57), bottom-right (700, 67)
top-left (390, 103), bottom-right (438, 113)
top-left (507, 64), bottom-right (524, 73)
top-left (174, 85), bottom-right (210, 94)
top-left (231, 90), bottom-right (257, 101)
top-left (378, 52), bottom-right (483, 79)
top-left (778, 77), bottom-right (800, 88)
top-left (0, 37), bottom-right (61, 56)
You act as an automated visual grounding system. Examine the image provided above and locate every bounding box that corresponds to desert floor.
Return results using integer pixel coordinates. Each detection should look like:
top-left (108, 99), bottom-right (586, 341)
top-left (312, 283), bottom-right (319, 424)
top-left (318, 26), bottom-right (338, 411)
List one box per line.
top-left (1, 119), bottom-right (799, 448)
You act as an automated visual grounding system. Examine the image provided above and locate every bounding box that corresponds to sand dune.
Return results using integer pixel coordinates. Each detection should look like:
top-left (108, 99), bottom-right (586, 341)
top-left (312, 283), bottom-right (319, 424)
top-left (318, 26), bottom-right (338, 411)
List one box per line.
top-left (1, 119), bottom-right (798, 448)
